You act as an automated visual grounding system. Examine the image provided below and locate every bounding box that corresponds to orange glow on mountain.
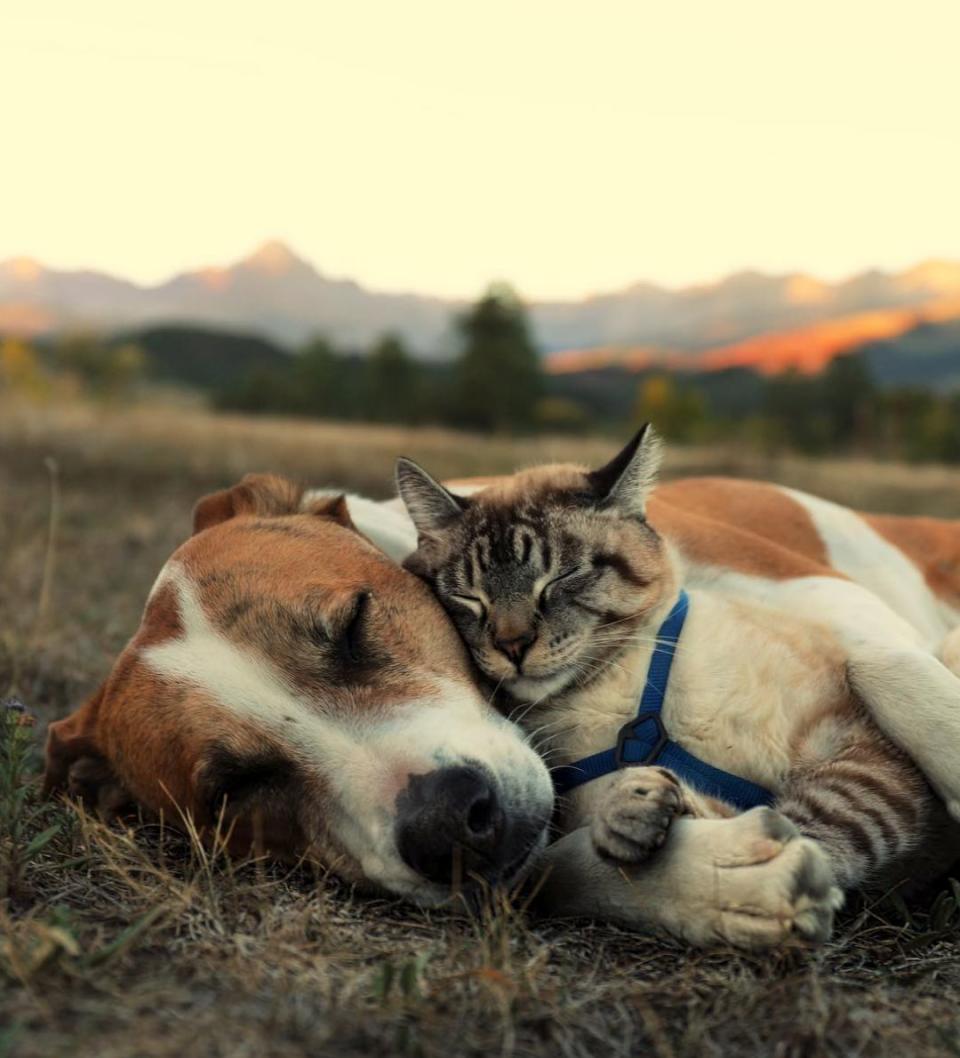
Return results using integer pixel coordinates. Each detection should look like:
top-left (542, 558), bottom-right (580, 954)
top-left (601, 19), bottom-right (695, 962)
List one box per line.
top-left (899, 260), bottom-right (960, 295)
top-left (784, 274), bottom-right (830, 305)
top-left (3, 258), bottom-right (44, 283)
top-left (547, 299), bottom-right (960, 379)
top-left (698, 300), bottom-right (960, 375)
top-left (548, 346), bottom-right (664, 374)
top-left (0, 303), bottom-right (56, 336)
top-left (198, 267), bottom-right (231, 290)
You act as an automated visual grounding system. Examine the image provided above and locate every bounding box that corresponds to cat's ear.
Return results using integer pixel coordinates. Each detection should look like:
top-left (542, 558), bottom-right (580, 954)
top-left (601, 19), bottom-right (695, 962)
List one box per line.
top-left (395, 457), bottom-right (469, 537)
top-left (587, 424), bottom-right (663, 518)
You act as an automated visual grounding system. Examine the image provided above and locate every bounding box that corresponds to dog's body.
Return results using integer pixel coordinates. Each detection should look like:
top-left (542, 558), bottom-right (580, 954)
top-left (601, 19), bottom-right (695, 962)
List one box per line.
top-left (44, 470), bottom-right (960, 948)
top-left (381, 473), bottom-right (960, 809)
top-left (386, 465), bottom-right (960, 907)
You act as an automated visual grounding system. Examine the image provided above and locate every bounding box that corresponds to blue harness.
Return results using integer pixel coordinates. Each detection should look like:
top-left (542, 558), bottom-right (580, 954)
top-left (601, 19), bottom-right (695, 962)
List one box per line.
top-left (551, 590), bottom-right (774, 810)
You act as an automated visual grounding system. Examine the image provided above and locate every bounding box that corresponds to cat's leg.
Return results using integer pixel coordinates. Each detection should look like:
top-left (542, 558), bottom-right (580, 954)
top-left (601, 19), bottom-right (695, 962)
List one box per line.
top-left (773, 739), bottom-right (935, 889)
top-left (536, 807), bottom-right (842, 948)
top-left (589, 766), bottom-right (732, 862)
top-left (846, 645), bottom-right (960, 824)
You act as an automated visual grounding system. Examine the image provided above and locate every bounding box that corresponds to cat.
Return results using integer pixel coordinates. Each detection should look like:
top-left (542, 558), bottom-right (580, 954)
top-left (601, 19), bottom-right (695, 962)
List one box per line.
top-left (396, 427), bottom-right (960, 899)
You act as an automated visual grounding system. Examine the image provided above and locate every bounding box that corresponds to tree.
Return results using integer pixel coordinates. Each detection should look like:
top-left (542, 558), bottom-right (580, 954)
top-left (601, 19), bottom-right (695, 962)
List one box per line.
top-left (365, 334), bottom-right (421, 422)
top-left (55, 333), bottom-right (145, 400)
top-left (0, 337), bottom-right (49, 401)
top-left (533, 395), bottom-right (590, 434)
top-left (292, 336), bottom-right (344, 417)
top-left (454, 284), bottom-right (543, 432)
top-left (214, 365), bottom-right (295, 414)
top-left (762, 369), bottom-right (826, 453)
top-left (634, 374), bottom-right (708, 442)
top-left (820, 353), bottom-right (873, 449)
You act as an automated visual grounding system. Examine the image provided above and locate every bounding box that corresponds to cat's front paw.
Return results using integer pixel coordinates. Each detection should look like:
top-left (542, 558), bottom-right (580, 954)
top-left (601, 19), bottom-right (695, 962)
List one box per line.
top-left (591, 767), bottom-right (684, 862)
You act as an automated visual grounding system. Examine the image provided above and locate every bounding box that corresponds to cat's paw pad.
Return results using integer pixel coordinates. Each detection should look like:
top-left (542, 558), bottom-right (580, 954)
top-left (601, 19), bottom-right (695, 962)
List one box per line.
top-left (591, 767), bottom-right (684, 862)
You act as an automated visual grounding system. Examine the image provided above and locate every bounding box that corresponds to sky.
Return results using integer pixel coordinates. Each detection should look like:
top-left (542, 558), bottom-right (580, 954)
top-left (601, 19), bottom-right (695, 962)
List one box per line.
top-left (2, 1), bottom-right (959, 300)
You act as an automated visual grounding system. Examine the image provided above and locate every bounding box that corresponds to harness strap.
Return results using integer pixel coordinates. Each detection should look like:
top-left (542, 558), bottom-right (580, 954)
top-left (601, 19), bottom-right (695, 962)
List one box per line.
top-left (551, 590), bottom-right (774, 811)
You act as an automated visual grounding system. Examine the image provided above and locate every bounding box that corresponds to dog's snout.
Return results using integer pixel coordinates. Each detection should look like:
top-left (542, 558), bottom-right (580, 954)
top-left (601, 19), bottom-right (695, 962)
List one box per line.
top-left (396, 766), bottom-right (503, 884)
top-left (395, 766), bottom-right (541, 886)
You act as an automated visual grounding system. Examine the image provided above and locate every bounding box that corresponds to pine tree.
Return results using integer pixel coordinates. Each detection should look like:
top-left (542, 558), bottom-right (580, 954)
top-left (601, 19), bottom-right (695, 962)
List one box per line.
top-left (455, 284), bottom-right (543, 432)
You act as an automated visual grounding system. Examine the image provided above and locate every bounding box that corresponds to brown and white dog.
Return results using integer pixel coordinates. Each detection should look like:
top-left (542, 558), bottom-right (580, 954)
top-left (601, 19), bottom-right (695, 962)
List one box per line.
top-left (43, 467), bottom-right (960, 947)
top-left (44, 476), bottom-right (555, 905)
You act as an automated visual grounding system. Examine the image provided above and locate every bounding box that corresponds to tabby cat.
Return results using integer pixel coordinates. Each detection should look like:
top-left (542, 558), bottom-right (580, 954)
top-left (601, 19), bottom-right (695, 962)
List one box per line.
top-left (396, 427), bottom-right (957, 895)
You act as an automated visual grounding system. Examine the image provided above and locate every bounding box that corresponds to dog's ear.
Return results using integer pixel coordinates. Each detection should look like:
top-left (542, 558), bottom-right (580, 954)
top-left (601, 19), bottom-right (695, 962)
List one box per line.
top-left (301, 493), bottom-right (356, 530)
top-left (193, 474), bottom-right (304, 534)
top-left (43, 684), bottom-right (131, 816)
top-left (192, 487), bottom-right (237, 534)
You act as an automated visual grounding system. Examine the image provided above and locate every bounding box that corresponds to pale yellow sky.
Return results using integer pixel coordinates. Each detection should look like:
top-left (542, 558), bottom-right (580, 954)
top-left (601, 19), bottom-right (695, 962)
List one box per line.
top-left (3, 1), bottom-right (958, 299)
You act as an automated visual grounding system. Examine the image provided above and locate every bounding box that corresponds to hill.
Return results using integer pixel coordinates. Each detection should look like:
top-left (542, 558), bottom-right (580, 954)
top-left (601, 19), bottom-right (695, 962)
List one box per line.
top-left (111, 325), bottom-right (292, 391)
top-left (861, 318), bottom-right (960, 389)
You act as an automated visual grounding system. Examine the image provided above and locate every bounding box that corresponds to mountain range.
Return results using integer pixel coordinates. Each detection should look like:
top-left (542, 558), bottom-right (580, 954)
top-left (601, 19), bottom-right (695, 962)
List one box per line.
top-left (0, 242), bottom-right (454, 355)
top-left (3, 241), bottom-right (960, 368)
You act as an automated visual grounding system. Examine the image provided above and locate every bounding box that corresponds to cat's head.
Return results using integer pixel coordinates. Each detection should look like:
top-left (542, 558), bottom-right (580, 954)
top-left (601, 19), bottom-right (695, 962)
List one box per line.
top-left (396, 427), bottom-right (677, 703)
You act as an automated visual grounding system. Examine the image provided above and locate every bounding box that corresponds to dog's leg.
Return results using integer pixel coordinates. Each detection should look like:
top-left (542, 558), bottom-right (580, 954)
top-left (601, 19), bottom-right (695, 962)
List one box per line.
top-left (847, 645), bottom-right (960, 823)
top-left (535, 807), bottom-right (841, 949)
top-left (937, 626), bottom-right (960, 678)
top-left (739, 577), bottom-right (960, 821)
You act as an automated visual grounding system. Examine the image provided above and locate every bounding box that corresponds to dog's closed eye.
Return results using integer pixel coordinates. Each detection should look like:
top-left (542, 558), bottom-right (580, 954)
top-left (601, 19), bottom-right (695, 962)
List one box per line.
top-left (308, 592), bottom-right (370, 662)
top-left (340, 591), bottom-right (369, 663)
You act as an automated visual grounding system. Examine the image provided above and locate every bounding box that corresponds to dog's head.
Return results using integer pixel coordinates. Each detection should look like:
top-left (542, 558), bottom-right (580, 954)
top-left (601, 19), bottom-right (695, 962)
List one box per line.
top-left (44, 474), bottom-right (554, 904)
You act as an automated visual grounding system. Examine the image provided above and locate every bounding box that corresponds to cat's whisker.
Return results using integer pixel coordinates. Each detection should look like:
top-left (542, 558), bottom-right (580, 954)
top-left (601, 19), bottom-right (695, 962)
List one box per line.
top-left (526, 713), bottom-right (578, 741)
top-left (486, 674), bottom-right (507, 708)
top-left (510, 696), bottom-right (546, 727)
top-left (594, 610), bottom-right (649, 631)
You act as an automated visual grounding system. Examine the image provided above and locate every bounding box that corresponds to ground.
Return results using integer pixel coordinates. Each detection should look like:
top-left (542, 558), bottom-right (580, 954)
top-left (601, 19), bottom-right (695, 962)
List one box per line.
top-left (2, 398), bottom-right (960, 1058)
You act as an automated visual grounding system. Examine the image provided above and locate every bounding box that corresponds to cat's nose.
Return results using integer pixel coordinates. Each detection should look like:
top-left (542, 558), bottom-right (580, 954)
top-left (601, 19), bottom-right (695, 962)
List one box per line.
top-left (494, 630), bottom-right (537, 665)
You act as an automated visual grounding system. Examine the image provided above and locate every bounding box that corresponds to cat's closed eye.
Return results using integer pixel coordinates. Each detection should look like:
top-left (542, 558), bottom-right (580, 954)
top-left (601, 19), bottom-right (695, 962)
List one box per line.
top-left (539, 567), bottom-right (592, 607)
top-left (450, 594), bottom-right (487, 620)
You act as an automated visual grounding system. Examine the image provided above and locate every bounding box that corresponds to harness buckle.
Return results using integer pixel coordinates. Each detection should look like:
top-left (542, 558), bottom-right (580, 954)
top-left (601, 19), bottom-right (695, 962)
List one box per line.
top-left (615, 711), bottom-right (669, 768)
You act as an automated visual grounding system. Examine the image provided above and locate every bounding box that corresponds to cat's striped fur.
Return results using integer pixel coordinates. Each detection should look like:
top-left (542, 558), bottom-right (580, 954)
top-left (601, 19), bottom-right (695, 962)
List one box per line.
top-left (397, 428), bottom-right (960, 896)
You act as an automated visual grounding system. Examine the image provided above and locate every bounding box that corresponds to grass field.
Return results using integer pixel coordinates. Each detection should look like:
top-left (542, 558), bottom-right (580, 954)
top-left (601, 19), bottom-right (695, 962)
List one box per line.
top-left (3, 397), bottom-right (960, 1058)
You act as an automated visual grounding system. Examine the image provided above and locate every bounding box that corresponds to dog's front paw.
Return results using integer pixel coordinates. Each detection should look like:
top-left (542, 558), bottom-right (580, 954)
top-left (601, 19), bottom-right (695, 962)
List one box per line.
top-left (531, 809), bottom-right (843, 949)
top-left (590, 767), bottom-right (684, 862)
top-left (687, 807), bottom-right (844, 949)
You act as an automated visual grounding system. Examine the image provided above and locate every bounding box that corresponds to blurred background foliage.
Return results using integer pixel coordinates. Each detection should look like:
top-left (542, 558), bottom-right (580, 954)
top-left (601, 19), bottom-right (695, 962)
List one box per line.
top-left (3, 284), bottom-right (960, 464)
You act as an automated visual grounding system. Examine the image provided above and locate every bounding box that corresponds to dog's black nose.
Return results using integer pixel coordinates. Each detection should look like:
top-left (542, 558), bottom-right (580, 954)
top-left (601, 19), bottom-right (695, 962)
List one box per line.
top-left (395, 766), bottom-right (541, 886)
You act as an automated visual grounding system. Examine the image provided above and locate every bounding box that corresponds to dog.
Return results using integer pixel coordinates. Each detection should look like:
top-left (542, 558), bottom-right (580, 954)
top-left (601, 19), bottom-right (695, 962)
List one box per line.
top-left (385, 434), bottom-right (960, 936)
top-left (43, 476), bottom-right (555, 905)
top-left (44, 472), bottom-right (854, 947)
top-left (386, 458), bottom-right (960, 826)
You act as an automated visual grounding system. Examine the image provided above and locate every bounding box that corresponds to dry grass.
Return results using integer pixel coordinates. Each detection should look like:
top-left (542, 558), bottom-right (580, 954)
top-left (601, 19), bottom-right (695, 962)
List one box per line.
top-left (2, 396), bottom-right (960, 1058)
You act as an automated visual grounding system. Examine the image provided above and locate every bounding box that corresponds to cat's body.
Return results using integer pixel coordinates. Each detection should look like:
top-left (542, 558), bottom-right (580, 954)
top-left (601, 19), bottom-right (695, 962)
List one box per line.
top-left (524, 580), bottom-right (942, 890)
top-left (393, 431), bottom-right (960, 926)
